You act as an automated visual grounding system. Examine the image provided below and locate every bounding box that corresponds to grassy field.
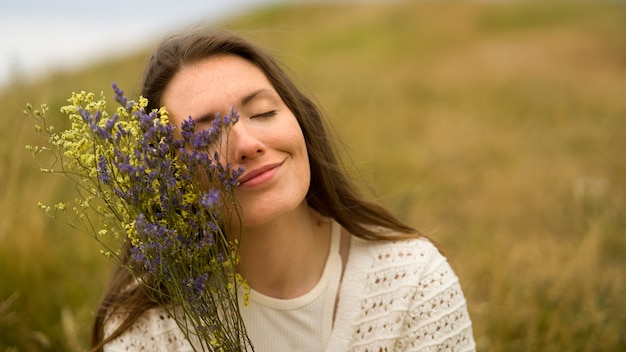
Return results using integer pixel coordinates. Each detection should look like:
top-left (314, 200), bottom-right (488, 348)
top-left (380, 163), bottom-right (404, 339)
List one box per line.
top-left (1, 1), bottom-right (625, 351)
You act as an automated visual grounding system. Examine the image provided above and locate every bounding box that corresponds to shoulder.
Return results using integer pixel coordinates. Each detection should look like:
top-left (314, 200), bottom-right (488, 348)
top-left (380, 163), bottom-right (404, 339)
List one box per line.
top-left (104, 308), bottom-right (196, 352)
top-left (334, 235), bottom-right (476, 351)
top-left (350, 235), bottom-right (448, 276)
top-left (350, 236), bottom-right (467, 309)
top-left (342, 234), bottom-right (461, 303)
top-left (354, 235), bottom-right (466, 309)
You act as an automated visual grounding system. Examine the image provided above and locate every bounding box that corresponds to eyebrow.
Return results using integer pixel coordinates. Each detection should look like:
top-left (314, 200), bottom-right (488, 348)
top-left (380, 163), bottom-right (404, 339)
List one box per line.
top-left (192, 89), bottom-right (275, 124)
top-left (241, 88), bottom-right (274, 106)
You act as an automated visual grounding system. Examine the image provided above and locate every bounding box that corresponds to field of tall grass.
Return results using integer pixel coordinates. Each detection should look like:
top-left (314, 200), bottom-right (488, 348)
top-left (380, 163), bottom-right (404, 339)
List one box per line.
top-left (1, 1), bottom-right (625, 351)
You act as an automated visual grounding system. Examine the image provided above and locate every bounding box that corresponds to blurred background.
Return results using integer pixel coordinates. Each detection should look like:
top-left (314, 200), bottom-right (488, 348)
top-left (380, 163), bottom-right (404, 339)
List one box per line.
top-left (0, 0), bottom-right (274, 88)
top-left (1, 0), bottom-right (625, 351)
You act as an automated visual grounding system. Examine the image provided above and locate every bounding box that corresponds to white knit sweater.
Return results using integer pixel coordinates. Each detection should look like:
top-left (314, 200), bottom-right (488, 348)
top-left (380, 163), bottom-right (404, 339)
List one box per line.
top-left (104, 235), bottom-right (475, 352)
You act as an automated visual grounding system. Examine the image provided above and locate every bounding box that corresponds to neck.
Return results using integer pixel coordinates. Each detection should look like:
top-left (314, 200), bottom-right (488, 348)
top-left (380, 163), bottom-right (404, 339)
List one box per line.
top-left (235, 202), bottom-right (331, 299)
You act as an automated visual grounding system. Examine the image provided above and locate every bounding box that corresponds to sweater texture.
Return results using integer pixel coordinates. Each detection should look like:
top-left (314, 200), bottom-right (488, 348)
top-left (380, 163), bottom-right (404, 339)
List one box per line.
top-left (104, 232), bottom-right (475, 351)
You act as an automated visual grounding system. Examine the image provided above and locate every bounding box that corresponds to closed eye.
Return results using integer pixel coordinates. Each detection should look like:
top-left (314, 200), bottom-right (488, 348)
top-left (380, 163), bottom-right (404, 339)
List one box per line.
top-left (193, 112), bottom-right (218, 125)
top-left (252, 110), bottom-right (277, 119)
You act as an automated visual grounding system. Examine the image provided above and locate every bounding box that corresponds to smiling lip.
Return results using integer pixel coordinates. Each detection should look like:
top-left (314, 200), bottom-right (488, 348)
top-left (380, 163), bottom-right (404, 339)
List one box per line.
top-left (238, 162), bottom-right (282, 187)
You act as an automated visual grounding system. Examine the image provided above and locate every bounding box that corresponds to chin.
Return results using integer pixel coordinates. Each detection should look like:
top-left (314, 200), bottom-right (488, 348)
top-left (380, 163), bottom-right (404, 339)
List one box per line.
top-left (238, 197), bottom-right (308, 228)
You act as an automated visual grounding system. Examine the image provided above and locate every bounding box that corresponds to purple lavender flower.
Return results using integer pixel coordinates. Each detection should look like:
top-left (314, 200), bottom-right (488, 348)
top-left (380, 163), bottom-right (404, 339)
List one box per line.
top-left (33, 84), bottom-right (252, 350)
top-left (112, 82), bottom-right (134, 111)
top-left (200, 189), bottom-right (221, 211)
top-left (97, 154), bottom-right (112, 184)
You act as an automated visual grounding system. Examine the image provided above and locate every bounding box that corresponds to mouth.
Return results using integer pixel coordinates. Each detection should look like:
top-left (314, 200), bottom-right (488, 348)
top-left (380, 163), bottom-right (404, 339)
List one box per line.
top-left (237, 162), bottom-right (283, 187)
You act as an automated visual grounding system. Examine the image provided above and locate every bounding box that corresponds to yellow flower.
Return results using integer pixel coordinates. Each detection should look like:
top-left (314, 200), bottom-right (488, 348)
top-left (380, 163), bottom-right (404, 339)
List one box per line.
top-left (125, 220), bottom-right (140, 246)
top-left (38, 202), bottom-right (51, 214)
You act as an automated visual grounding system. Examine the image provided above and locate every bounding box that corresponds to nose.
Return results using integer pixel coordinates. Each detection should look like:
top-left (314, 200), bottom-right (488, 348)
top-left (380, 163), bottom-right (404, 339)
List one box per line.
top-left (227, 122), bottom-right (264, 163)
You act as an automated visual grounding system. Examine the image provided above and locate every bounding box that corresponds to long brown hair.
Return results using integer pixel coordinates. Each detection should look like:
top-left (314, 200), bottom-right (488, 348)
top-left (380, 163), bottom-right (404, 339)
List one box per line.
top-left (92, 29), bottom-right (419, 351)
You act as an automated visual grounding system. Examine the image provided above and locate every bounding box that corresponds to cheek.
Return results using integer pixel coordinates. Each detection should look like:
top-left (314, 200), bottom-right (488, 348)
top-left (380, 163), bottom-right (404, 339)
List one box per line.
top-left (293, 132), bottom-right (311, 188)
top-left (287, 119), bottom-right (309, 170)
top-left (287, 118), bottom-right (308, 154)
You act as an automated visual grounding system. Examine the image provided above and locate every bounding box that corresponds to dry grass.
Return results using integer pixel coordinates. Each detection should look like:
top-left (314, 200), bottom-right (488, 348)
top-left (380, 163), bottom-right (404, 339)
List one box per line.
top-left (1, 1), bottom-right (625, 350)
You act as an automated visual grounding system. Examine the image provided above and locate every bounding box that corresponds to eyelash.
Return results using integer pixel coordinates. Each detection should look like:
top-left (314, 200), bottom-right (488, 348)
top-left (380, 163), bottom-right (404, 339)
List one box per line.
top-left (252, 110), bottom-right (276, 119)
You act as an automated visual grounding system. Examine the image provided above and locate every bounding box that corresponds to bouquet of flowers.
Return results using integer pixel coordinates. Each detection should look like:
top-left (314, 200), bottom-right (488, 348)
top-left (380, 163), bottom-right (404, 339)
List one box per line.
top-left (25, 83), bottom-right (253, 351)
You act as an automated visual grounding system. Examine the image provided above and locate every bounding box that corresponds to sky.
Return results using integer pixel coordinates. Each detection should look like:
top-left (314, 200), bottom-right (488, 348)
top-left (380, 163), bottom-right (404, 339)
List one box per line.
top-left (0, 0), bottom-right (282, 88)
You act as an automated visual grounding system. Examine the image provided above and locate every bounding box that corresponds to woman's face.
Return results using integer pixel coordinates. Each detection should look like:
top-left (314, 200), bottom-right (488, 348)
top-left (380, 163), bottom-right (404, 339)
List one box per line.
top-left (162, 54), bottom-right (310, 228)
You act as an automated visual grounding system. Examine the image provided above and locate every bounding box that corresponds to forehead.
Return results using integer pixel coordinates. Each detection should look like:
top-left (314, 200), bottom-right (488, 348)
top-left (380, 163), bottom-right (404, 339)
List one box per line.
top-left (162, 55), bottom-right (274, 117)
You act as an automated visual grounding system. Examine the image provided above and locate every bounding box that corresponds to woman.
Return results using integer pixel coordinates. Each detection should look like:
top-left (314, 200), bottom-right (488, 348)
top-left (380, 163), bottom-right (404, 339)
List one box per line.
top-left (92, 30), bottom-right (475, 352)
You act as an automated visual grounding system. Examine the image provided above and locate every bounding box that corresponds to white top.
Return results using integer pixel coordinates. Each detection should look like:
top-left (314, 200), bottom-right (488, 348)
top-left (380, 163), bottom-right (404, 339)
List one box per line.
top-left (104, 224), bottom-right (476, 352)
top-left (239, 220), bottom-right (342, 351)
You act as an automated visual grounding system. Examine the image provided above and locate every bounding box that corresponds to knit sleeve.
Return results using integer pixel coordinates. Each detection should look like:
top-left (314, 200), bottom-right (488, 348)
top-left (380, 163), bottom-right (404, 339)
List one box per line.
top-left (332, 237), bottom-right (475, 352)
top-left (103, 308), bottom-right (196, 352)
top-left (396, 240), bottom-right (475, 351)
